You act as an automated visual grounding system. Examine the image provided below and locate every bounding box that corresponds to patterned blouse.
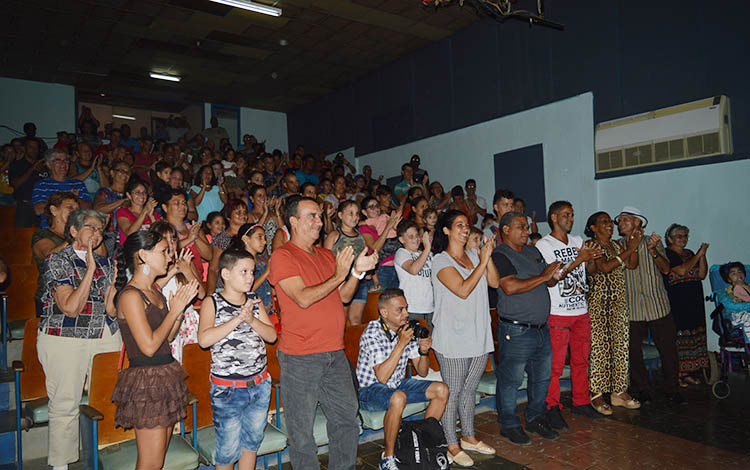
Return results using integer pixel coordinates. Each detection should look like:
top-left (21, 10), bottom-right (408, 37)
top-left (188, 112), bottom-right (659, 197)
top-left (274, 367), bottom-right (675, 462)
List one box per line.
top-left (40, 245), bottom-right (118, 338)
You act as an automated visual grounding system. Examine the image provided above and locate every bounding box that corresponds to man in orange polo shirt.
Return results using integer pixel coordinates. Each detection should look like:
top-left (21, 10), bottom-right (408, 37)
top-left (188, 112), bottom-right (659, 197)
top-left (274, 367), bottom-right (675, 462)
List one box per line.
top-left (269, 196), bottom-right (378, 470)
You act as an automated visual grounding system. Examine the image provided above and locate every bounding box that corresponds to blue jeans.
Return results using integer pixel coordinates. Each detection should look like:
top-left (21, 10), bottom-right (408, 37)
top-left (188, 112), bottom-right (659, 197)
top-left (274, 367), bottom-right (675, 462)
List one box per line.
top-left (359, 378), bottom-right (433, 411)
top-left (278, 349), bottom-right (359, 470)
top-left (377, 265), bottom-right (399, 290)
top-left (210, 378), bottom-right (271, 465)
top-left (494, 322), bottom-right (552, 429)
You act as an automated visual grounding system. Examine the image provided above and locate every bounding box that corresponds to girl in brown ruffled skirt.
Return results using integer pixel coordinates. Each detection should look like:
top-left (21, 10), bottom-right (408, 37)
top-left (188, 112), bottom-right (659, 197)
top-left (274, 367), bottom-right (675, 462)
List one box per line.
top-left (113, 230), bottom-right (200, 469)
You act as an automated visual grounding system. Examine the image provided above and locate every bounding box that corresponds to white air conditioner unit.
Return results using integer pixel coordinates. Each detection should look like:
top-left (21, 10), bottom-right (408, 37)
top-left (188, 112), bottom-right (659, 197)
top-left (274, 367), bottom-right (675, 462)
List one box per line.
top-left (594, 95), bottom-right (732, 174)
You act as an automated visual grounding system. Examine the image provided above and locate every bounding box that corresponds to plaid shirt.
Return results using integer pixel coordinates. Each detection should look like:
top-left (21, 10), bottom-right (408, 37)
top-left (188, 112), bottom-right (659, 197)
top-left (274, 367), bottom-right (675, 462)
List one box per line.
top-left (356, 319), bottom-right (420, 389)
top-left (40, 245), bottom-right (118, 338)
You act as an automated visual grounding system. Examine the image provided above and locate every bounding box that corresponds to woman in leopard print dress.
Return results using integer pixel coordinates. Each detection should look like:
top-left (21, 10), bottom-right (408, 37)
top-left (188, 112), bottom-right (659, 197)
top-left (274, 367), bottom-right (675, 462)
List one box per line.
top-left (584, 212), bottom-right (641, 415)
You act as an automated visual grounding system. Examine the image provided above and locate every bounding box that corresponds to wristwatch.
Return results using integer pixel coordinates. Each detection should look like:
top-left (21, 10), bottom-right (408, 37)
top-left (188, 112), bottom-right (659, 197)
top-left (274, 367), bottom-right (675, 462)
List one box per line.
top-left (419, 349), bottom-right (430, 357)
top-left (350, 268), bottom-right (365, 280)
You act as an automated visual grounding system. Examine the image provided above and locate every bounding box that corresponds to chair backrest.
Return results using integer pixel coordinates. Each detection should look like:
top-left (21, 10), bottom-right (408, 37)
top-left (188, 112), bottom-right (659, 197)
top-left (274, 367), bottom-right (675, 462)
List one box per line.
top-left (362, 292), bottom-right (381, 324)
top-left (0, 228), bottom-right (36, 265)
top-left (181, 343), bottom-right (213, 432)
top-left (20, 318), bottom-right (46, 401)
top-left (344, 324), bottom-right (367, 366)
top-left (709, 263), bottom-right (750, 293)
top-left (89, 351), bottom-right (134, 447)
top-left (266, 340), bottom-right (282, 413)
top-left (0, 205), bottom-right (16, 223)
top-left (6, 264), bottom-right (38, 322)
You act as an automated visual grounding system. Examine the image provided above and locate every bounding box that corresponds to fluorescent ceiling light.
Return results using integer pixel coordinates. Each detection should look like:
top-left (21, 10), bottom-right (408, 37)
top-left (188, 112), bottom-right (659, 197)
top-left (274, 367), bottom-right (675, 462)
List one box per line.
top-left (112, 114), bottom-right (136, 121)
top-left (209, 0), bottom-right (282, 17)
top-left (149, 72), bottom-right (181, 82)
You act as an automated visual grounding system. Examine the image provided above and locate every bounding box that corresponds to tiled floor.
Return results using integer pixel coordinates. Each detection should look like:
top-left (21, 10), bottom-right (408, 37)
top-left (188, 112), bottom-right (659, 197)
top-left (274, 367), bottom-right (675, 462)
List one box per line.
top-left (19, 371), bottom-right (750, 469)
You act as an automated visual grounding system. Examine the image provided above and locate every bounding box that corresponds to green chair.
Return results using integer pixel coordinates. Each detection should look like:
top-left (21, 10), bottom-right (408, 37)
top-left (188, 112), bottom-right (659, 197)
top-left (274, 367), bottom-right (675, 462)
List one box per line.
top-left (181, 343), bottom-right (288, 469)
top-left (359, 401), bottom-right (430, 430)
top-left (79, 351), bottom-right (200, 470)
top-left (195, 422), bottom-right (287, 467)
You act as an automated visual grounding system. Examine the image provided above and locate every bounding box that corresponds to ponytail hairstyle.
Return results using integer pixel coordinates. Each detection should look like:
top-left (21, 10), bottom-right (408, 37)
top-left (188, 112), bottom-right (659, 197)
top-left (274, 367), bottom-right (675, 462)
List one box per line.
top-left (584, 211), bottom-right (608, 239)
top-left (149, 221), bottom-right (187, 285)
top-left (227, 222), bottom-right (264, 254)
top-left (432, 209), bottom-right (466, 254)
top-left (114, 230), bottom-right (163, 306)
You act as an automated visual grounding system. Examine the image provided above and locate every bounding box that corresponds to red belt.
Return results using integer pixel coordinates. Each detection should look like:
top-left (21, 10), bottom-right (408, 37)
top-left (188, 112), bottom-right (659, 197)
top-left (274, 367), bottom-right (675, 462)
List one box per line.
top-left (210, 369), bottom-right (269, 388)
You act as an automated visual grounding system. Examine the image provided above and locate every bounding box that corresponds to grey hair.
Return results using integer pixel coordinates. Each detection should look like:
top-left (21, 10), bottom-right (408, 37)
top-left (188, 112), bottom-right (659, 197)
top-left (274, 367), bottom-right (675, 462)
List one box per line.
top-left (44, 148), bottom-right (68, 163)
top-left (665, 223), bottom-right (689, 246)
top-left (65, 209), bottom-right (106, 241)
top-left (500, 211), bottom-right (527, 230)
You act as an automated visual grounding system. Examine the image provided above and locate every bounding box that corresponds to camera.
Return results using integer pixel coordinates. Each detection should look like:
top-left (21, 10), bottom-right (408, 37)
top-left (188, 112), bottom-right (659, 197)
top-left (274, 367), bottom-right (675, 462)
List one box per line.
top-left (401, 319), bottom-right (430, 339)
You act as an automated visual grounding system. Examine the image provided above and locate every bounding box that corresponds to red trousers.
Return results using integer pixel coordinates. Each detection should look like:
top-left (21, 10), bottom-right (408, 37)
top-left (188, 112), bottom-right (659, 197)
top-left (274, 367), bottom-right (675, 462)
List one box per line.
top-left (546, 313), bottom-right (591, 408)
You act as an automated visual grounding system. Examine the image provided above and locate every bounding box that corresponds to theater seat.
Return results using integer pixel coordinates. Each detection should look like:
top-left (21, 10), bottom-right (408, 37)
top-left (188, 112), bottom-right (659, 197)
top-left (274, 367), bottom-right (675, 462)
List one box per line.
top-left (278, 405), bottom-right (333, 446)
top-left (25, 394), bottom-right (89, 426)
top-left (95, 434), bottom-right (199, 470)
top-left (359, 401), bottom-right (429, 430)
top-left (196, 423), bottom-right (287, 465)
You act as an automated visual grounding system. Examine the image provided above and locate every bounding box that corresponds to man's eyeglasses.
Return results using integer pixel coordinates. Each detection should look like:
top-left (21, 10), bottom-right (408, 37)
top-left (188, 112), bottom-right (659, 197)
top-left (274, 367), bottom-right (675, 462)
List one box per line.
top-left (51, 158), bottom-right (69, 165)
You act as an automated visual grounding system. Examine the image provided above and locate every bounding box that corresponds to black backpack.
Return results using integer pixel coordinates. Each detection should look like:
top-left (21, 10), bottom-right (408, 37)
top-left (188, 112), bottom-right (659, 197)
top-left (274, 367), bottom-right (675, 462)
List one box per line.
top-left (394, 417), bottom-right (450, 470)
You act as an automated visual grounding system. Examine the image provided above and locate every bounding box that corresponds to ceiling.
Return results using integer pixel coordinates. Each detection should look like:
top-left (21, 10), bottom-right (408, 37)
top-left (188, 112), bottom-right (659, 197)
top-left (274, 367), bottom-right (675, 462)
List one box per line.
top-left (0, 0), bottom-right (483, 112)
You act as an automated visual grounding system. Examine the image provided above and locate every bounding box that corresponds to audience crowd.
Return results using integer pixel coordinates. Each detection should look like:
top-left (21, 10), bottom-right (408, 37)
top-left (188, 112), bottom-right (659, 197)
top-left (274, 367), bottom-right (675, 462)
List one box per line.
top-left (1, 115), bottom-right (719, 470)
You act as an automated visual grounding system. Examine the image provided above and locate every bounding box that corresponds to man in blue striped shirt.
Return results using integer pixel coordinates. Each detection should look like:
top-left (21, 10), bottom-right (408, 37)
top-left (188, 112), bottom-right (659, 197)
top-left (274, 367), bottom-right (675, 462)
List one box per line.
top-left (32, 149), bottom-right (92, 228)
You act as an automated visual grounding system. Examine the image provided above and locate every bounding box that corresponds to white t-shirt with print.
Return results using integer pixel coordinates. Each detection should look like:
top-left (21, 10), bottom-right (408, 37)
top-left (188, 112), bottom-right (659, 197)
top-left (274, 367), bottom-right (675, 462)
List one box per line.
top-left (535, 234), bottom-right (589, 316)
top-left (394, 247), bottom-right (434, 314)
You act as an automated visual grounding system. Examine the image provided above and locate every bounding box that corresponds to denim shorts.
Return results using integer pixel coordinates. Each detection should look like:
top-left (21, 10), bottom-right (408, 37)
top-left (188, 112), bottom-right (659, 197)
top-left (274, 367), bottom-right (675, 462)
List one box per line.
top-left (352, 278), bottom-right (372, 303)
top-left (210, 377), bottom-right (271, 465)
top-left (359, 378), bottom-right (434, 411)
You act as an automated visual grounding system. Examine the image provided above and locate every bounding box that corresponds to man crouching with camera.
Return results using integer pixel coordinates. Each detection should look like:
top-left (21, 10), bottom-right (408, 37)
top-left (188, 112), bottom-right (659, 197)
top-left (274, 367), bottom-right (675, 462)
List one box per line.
top-left (356, 288), bottom-right (449, 470)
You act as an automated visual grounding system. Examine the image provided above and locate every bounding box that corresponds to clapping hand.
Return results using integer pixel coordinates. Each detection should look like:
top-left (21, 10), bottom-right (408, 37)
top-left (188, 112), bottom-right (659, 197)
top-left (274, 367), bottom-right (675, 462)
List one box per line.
top-left (176, 248), bottom-right (193, 273)
top-left (626, 228), bottom-right (643, 249)
top-left (479, 235), bottom-right (495, 264)
top-left (238, 297), bottom-right (261, 326)
top-left (542, 261), bottom-right (564, 281)
top-left (421, 231), bottom-right (432, 252)
top-left (145, 197), bottom-right (158, 217)
top-left (698, 242), bottom-right (710, 255)
top-left (579, 240), bottom-right (604, 261)
top-left (334, 246), bottom-right (355, 280)
top-left (169, 279), bottom-right (199, 314)
top-left (647, 232), bottom-right (662, 250)
top-left (85, 238), bottom-right (96, 270)
top-left (354, 249), bottom-right (379, 275)
top-left (386, 209), bottom-right (403, 229)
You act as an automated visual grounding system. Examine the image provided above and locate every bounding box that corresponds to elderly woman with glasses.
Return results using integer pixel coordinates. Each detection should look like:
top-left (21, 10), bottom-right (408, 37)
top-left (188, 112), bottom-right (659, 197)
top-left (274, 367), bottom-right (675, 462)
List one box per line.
top-left (664, 223), bottom-right (709, 386)
top-left (37, 208), bottom-right (122, 469)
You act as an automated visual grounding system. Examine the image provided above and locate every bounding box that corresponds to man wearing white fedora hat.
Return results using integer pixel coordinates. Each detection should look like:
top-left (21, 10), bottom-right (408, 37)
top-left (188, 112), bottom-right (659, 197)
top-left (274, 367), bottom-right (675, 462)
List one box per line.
top-left (615, 206), bottom-right (683, 405)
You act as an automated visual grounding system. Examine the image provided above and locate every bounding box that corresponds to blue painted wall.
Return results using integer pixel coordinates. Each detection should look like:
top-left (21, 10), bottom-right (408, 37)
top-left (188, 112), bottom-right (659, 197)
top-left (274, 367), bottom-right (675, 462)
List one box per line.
top-left (287, 0), bottom-right (749, 162)
top-left (0, 77), bottom-right (75, 147)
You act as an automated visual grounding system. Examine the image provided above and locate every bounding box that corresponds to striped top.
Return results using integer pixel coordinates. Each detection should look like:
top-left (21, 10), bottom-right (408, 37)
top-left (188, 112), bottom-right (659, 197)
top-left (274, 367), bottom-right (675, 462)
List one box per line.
top-left (618, 237), bottom-right (671, 322)
top-left (32, 177), bottom-right (92, 228)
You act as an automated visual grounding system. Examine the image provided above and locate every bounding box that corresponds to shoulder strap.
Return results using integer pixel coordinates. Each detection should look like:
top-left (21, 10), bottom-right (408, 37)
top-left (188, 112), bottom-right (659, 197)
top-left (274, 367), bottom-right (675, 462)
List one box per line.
top-left (120, 285), bottom-right (152, 305)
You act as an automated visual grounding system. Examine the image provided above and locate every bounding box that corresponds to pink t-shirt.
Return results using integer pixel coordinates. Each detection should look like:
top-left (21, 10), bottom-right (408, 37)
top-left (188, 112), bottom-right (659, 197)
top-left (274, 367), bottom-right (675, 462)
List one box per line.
top-left (115, 207), bottom-right (160, 245)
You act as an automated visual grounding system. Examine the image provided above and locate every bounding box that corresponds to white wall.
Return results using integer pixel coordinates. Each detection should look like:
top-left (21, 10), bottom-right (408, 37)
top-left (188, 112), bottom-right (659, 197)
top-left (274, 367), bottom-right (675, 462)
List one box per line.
top-left (80, 101), bottom-right (174, 138)
top-left (0, 77), bottom-right (75, 146)
top-left (240, 107), bottom-right (288, 153)
top-left (357, 93), bottom-right (597, 224)
top-left (357, 91), bottom-right (747, 350)
top-left (204, 103), bottom-right (288, 153)
top-left (597, 159), bottom-right (750, 350)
